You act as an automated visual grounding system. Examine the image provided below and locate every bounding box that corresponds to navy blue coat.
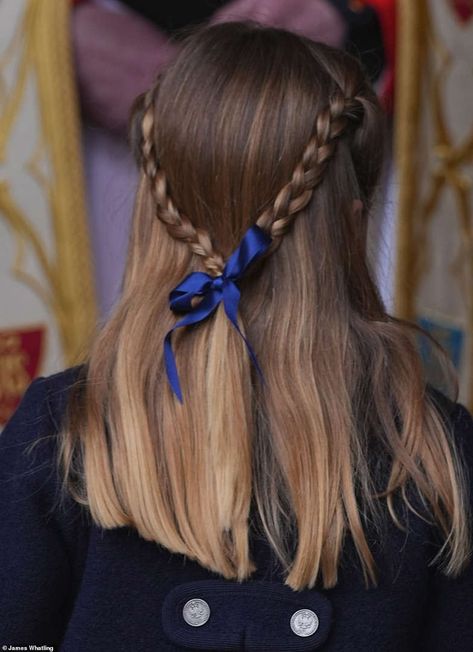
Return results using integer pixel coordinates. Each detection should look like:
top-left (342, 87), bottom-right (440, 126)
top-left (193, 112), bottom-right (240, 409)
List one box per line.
top-left (1, 365), bottom-right (473, 651)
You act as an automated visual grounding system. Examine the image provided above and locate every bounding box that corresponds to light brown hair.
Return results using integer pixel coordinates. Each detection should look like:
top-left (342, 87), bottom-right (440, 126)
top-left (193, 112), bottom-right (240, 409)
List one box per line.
top-left (59, 21), bottom-right (470, 590)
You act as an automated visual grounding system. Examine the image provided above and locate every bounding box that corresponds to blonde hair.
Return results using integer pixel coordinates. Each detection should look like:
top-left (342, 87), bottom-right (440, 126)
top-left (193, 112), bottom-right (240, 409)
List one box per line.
top-left (59, 22), bottom-right (470, 591)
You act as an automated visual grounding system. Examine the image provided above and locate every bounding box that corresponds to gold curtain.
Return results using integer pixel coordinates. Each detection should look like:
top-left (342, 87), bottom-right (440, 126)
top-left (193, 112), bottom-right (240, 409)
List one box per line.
top-left (395, 0), bottom-right (473, 409)
top-left (0, 0), bottom-right (96, 425)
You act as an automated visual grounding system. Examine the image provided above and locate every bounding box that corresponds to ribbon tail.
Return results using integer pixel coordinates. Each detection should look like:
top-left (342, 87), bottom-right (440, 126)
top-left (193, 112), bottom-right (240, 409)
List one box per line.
top-left (232, 321), bottom-right (266, 386)
top-left (164, 290), bottom-right (223, 404)
top-left (222, 283), bottom-right (266, 387)
top-left (164, 329), bottom-right (184, 403)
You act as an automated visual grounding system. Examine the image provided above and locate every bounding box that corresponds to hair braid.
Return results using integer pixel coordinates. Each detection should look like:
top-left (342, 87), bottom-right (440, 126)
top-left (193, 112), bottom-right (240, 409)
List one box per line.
top-left (256, 90), bottom-right (364, 254)
top-left (137, 81), bottom-right (364, 271)
top-left (140, 84), bottom-right (225, 275)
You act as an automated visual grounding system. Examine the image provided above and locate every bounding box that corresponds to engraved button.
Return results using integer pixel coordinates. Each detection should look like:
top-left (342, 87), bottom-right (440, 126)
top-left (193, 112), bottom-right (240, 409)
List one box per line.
top-left (182, 598), bottom-right (211, 627)
top-left (290, 608), bottom-right (319, 637)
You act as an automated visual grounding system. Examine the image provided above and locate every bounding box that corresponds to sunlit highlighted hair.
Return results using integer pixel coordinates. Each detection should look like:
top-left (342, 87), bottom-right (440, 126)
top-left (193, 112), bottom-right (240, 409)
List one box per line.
top-left (58, 21), bottom-right (470, 591)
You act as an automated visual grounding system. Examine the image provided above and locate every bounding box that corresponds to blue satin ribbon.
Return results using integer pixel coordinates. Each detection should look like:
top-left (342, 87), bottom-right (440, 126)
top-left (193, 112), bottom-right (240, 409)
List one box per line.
top-left (164, 224), bottom-right (272, 403)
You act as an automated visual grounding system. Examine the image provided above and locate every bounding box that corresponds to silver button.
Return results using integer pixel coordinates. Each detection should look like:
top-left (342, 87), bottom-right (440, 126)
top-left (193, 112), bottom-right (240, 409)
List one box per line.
top-left (182, 598), bottom-right (211, 627)
top-left (290, 608), bottom-right (319, 637)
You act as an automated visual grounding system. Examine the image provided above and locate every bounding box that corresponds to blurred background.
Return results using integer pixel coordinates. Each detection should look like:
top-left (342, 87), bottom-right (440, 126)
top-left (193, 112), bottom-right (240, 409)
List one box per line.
top-left (0, 0), bottom-right (472, 425)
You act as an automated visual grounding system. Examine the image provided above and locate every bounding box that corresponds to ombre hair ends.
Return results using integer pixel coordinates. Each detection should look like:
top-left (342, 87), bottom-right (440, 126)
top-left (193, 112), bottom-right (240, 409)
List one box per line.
top-left (58, 22), bottom-right (471, 591)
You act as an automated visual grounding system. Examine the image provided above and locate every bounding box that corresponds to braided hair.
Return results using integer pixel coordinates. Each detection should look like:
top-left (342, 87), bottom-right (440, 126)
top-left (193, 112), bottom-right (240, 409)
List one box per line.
top-left (133, 81), bottom-right (225, 276)
top-left (131, 68), bottom-right (368, 274)
top-left (61, 23), bottom-right (469, 595)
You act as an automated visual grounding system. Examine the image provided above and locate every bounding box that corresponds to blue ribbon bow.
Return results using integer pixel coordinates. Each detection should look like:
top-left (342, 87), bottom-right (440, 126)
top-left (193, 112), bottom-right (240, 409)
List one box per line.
top-left (164, 224), bottom-right (272, 403)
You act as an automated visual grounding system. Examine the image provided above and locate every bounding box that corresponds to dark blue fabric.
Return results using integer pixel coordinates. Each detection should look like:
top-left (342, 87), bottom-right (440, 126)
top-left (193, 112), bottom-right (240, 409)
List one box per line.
top-left (0, 366), bottom-right (473, 651)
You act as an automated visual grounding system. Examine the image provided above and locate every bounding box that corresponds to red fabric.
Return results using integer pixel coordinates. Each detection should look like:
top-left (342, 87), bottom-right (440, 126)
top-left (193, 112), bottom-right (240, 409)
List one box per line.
top-left (0, 327), bottom-right (45, 426)
top-left (449, 0), bottom-right (473, 22)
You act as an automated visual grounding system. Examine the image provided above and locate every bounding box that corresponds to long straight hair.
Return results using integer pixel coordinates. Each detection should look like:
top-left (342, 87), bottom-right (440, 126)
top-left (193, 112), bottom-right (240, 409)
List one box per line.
top-left (59, 22), bottom-right (470, 590)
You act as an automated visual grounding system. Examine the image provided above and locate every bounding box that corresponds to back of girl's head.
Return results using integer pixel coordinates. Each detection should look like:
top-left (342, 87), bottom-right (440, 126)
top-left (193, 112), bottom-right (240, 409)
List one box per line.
top-left (62, 21), bottom-right (469, 592)
top-left (129, 21), bottom-right (384, 275)
top-left (131, 21), bottom-right (382, 248)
